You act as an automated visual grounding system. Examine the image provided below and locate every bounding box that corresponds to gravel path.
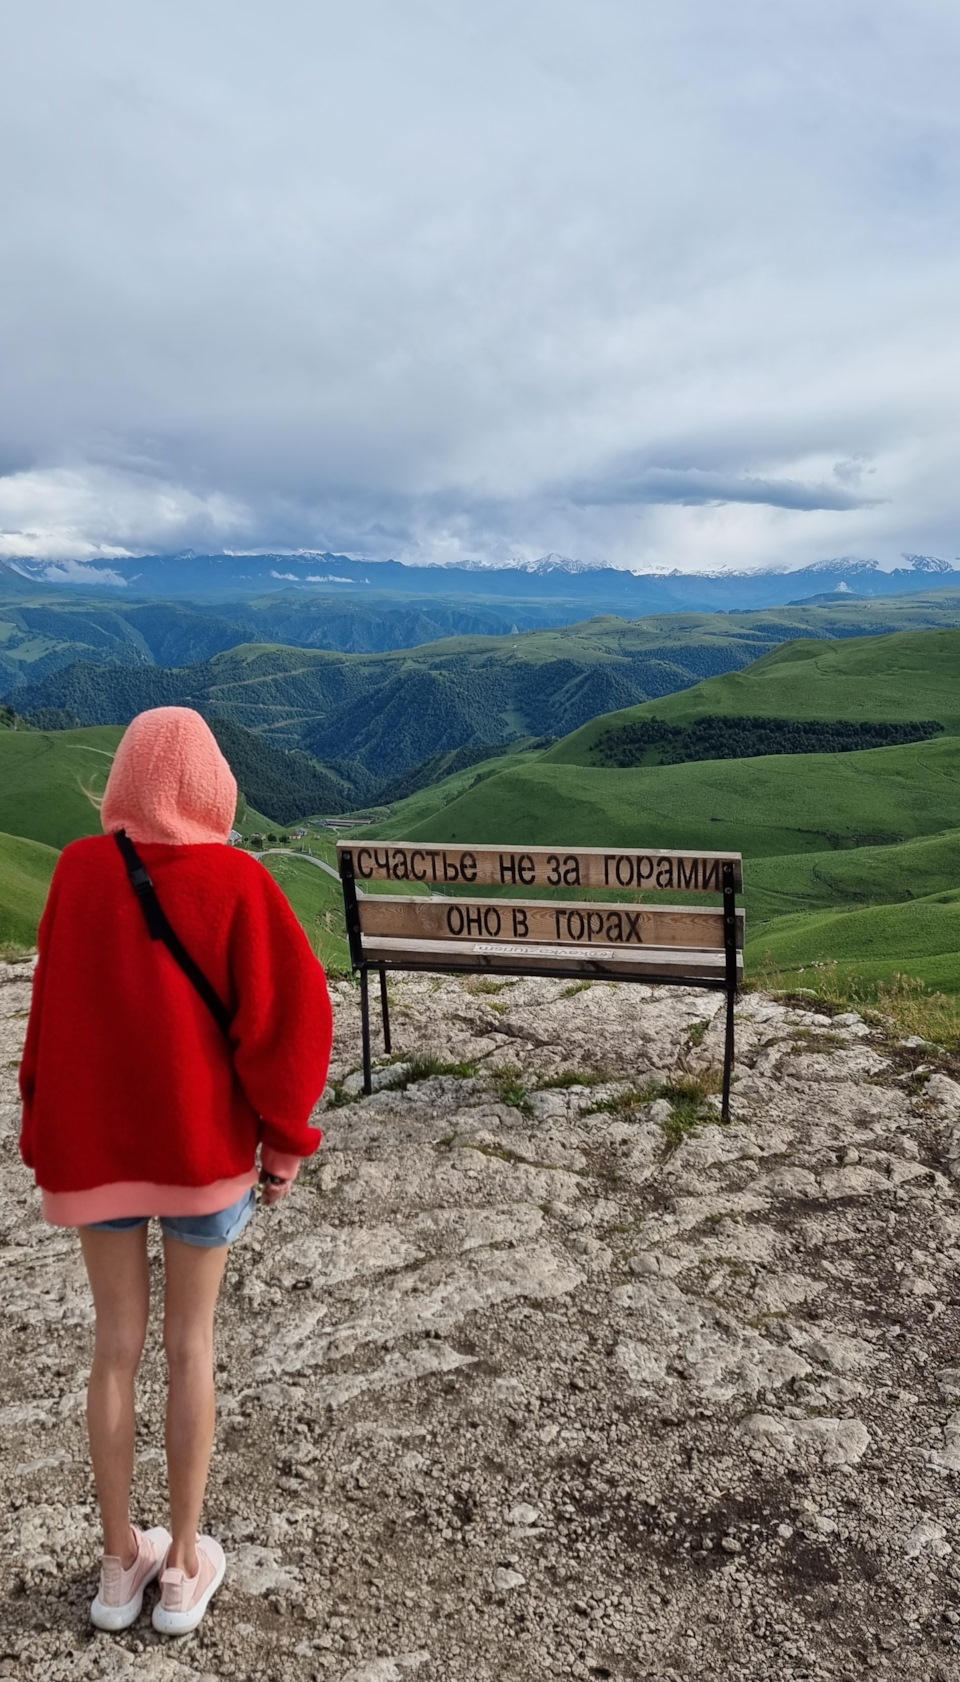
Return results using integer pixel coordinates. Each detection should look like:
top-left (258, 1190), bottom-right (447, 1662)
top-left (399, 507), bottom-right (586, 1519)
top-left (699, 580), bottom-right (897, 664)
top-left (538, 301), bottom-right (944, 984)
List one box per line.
top-left (3, 961), bottom-right (960, 1680)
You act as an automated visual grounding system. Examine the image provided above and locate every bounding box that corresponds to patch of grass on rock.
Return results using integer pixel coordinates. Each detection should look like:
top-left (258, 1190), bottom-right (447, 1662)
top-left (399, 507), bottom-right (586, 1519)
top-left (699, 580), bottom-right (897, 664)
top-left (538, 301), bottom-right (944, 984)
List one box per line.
top-left (586, 1070), bottom-right (725, 1151)
top-left (490, 1065), bottom-right (533, 1115)
top-left (396, 1054), bottom-right (480, 1087)
top-left (536, 1068), bottom-right (606, 1090)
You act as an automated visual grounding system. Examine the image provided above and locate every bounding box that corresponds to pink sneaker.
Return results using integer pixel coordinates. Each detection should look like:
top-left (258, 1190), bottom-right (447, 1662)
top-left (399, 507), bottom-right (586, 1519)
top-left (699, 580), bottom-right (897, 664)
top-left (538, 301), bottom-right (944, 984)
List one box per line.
top-left (90, 1525), bottom-right (172, 1630)
top-left (152, 1536), bottom-right (226, 1635)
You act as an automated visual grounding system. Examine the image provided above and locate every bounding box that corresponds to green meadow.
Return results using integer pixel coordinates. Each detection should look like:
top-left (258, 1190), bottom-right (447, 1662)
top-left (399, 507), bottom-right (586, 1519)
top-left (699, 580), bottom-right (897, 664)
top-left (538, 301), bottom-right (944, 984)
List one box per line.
top-left (356, 629), bottom-right (960, 998)
top-left (548, 628), bottom-right (960, 761)
top-left (0, 832), bottom-right (61, 950)
top-left (5, 627), bottom-right (960, 1001)
top-left (260, 850), bottom-right (351, 973)
top-left (746, 891), bottom-right (960, 997)
top-left (0, 725), bottom-right (124, 850)
top-left (365, 736), bottom-right (960, 860)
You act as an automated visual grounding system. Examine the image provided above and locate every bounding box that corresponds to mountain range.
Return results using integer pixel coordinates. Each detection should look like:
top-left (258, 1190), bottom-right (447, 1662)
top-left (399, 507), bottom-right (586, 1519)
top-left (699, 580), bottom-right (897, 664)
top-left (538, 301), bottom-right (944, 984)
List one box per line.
top-left (9, 588), bottom-right (960, 826)
top-left (6, 613), bottom-right (960, 1001)
top-left (359, 628), bottom-right (960, 996)
top-left (9, 593), bottom-right (960, 791)
top-left (3, 550), bottom-right (957, 610)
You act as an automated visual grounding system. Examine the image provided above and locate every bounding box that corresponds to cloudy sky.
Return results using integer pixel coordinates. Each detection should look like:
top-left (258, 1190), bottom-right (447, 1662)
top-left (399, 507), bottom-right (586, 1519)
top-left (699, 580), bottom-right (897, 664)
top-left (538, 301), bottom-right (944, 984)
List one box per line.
top-left (2, 0), bottom-right (959, 571)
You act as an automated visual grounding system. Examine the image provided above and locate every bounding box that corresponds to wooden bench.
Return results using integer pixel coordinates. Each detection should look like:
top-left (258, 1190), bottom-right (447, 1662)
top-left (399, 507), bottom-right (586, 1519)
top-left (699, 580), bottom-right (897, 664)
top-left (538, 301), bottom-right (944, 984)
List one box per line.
top-left (337, 841), bottom-right (744, 1115)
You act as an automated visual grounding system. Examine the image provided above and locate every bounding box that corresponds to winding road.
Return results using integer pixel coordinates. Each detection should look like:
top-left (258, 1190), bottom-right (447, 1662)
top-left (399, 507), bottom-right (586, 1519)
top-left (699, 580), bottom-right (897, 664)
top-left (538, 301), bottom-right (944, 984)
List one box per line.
top-left (259, 845), bottom-right (341, 881)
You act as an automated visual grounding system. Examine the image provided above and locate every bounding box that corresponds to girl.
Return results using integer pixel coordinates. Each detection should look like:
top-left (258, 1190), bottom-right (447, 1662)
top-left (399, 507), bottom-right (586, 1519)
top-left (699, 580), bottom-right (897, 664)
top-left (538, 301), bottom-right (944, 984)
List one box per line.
top-left (18, 707), bottom-right (333, 1635)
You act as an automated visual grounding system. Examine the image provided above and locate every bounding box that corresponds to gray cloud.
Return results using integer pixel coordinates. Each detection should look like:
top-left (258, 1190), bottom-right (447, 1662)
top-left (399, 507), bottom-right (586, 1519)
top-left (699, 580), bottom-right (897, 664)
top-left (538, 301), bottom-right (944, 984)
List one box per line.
top-left (563, 467), bottom-right (877, 513)
top-left (1, 1), bottom-right (959, 569)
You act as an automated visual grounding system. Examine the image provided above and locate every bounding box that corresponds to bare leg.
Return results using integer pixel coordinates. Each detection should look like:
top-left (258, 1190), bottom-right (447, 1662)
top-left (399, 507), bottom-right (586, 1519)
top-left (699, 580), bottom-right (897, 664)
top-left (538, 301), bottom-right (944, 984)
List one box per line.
top-left (162, 1235), bottom-right (229, 1576)
top-left (79, 1225), bottom-right (151, 1566)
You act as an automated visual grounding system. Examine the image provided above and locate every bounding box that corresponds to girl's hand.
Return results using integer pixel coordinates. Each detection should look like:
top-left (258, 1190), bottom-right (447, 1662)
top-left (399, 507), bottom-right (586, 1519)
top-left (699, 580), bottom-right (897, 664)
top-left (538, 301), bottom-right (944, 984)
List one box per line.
top-left (259, 1170), bottom-right (292, 1207)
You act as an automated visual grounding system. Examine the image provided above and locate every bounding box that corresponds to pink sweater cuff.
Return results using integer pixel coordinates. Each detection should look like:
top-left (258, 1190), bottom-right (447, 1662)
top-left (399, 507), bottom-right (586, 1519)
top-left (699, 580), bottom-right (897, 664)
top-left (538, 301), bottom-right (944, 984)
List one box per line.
top-left (260, 1146), bottom-right (302, 1181)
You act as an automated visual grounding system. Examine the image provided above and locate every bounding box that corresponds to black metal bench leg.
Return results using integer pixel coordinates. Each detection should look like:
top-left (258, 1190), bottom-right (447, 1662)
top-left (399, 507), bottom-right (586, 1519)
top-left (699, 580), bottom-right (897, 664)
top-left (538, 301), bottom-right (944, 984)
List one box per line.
top-left (721, 982), bottom-right (735, 1123)
top-left (379, 963), bottom-right (392, 1054)
top-left (360, 966), bottom-right (373, 1095)
top-left (721, 859), bottom-right (738, 1123)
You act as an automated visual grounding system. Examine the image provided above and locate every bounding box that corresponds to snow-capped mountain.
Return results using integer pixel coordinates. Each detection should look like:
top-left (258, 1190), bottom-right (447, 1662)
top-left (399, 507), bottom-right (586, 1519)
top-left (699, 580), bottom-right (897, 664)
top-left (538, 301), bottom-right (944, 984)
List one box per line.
top-left (451, 553), bottom-right (607, 575)
top-left (2, 549), bottom-right (958, 613)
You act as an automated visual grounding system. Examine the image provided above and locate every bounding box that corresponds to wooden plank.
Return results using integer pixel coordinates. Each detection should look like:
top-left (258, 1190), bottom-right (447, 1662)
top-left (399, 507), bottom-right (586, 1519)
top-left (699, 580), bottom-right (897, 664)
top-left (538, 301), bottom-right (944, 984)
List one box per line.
top-left (358, 895), bottom-right (744, 951)
top-left (360, 934), bottom-right (742, 984)
top-left (338, 840), bottom-right (742, 893)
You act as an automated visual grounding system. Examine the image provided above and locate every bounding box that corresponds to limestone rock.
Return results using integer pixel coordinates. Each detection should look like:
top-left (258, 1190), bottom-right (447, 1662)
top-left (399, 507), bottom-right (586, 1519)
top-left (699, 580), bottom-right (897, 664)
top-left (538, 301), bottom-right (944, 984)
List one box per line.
top-left (341, 1657), bottom-right (430, 1682)
top-left (742, 1413), bottom-right (870, 1467)
top-left (905, 1520), bottom-right (950, 1558)
top-left (228, 1544), bottom-right (302, 1595)
top-left (2, 971), bottom-right (958, 1681)
top-left (505, 1502), bottom-right (540, 1527)
top-left (492, 1568), bottom-right (526, 1590)
top-left (926, 1073), bottom-right (960, 1115)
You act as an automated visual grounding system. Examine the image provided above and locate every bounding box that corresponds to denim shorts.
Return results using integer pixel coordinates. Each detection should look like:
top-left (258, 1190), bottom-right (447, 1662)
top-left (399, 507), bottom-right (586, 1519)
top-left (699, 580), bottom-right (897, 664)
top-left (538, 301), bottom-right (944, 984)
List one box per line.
top-left (85, 1187), bottom-right (256, 1248)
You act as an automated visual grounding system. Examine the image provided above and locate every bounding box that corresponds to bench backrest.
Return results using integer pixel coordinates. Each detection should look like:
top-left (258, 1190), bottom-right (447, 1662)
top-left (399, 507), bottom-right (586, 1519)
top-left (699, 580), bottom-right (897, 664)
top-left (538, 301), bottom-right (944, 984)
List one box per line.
top-left (337, 841), bottom-right (743, 987)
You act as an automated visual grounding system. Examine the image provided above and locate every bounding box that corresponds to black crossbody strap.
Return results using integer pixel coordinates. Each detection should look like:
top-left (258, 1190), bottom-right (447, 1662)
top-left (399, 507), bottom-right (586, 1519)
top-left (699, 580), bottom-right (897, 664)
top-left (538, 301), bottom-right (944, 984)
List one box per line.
top-left (113, 829), bottom-right (233, 1038)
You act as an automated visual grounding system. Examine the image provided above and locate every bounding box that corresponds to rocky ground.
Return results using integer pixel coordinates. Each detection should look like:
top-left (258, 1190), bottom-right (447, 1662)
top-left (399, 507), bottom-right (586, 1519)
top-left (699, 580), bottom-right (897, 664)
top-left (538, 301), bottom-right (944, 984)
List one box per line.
top-left (3, 961), bottom-right (960, 1681)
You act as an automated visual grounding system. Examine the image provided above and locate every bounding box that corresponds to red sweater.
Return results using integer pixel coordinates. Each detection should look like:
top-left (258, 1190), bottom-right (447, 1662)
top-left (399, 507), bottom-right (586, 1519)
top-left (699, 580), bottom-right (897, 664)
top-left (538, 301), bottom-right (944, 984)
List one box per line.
top-left (19, 836), bottom-right (333, 1225)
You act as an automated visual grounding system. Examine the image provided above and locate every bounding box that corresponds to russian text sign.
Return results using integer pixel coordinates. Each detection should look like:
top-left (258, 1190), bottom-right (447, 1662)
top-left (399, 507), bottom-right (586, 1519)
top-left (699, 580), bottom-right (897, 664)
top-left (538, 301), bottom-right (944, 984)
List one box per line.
top-left (338, 842), bottom-right (742, 894)
top-left (357, 895), bottom-right (744, 951)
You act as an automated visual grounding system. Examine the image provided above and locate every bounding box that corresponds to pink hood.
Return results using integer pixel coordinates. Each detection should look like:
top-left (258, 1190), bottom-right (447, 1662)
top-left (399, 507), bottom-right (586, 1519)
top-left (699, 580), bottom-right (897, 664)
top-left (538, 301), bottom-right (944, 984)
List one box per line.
top-left (100, 708), bottom-right (238, 847)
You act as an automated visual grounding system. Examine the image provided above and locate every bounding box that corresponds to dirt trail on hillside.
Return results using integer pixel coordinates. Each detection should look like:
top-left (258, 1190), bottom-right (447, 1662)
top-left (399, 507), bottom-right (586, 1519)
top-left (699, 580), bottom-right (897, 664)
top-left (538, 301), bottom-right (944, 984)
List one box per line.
top-left (3, 964), bottom-right (960, 1681)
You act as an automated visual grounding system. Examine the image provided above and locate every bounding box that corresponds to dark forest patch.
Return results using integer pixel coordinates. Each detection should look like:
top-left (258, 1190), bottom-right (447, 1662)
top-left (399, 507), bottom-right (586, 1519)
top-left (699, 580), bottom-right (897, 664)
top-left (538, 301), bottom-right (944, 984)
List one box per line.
top-left (590, 715), bottom-right (944, 768)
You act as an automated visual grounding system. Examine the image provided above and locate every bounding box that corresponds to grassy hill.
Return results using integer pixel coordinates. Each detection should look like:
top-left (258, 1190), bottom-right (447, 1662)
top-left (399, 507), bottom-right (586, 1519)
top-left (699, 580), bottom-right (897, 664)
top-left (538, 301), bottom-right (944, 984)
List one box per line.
top-left (259, 851), bottom-right (351, 973)
top-left (352, 627), bottom-right (960, 1001)
top-left (356, 742), bottom-right (546, 834)
top-left (548, 629), bottom-right (960, 763)
top-left (746, 890), bottom-right (960, 997)
top-left (362, 734), bottom-right (960, 859)
top-left (7, 582), bottom-right (960, 690)
top-left (0, 831), bottom-right (60, 952)
top-left (0, 725), bottom-right (124, 849)
top-left (3, 617), bottom-right (765, 780)
top-left (205, 717), bottom-right (368, 825)
top-left (0, 590), bottom-right (592, 688)
top-left (742, 829), bottom-right (960, 923)
top-left (7, 622), bottom-right (960, 997)
top-left (17, 613), bottom-right (960, 793)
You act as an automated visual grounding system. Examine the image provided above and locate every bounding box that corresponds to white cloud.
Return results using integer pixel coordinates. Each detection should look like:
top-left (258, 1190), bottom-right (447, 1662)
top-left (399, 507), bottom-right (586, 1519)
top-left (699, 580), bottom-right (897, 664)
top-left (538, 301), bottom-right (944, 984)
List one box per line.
top-left (10, 559), bottom-right (132, 587)
top-left (0, 467), bottom-right (247, 560)
top-left (1, 0), bottom-right (960, 570)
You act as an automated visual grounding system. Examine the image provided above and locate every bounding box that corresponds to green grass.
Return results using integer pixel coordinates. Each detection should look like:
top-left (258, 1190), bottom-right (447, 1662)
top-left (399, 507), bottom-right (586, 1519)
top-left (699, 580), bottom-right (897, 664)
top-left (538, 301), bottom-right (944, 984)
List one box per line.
top-left (0, 725), bottom-right (124, 848)
top-left (356, 744), bottom-right (544, 838)
top-left (0, 830), bottom-right (60, 951)
top-left (548, 628), bottom-right (960, 764)
top-left (343, 627), bottom-right (960, 997)
top-left (232, 801), bottom-right (278, 839)
top-left (377, 734), bottom-right (960, 860)
top-left (586, 1073), bottom-right (724, 1149)
top-left (536, 1068), bottom-right (606, 1088)
top-left (746, 965), bottom-right (960, 1052)
top-left (742, 829), bottom-right (960, 926)
top-left (259, 852), bottom-right (350, 974)
top-left (746, 889), bottom-right (960, 995)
